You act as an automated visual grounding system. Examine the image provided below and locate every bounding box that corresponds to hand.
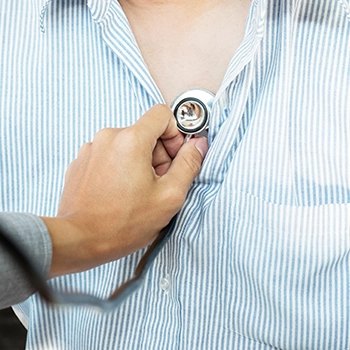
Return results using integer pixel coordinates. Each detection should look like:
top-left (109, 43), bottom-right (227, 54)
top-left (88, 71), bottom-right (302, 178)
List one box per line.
top-left (42, 105), bottom-right (208, 277)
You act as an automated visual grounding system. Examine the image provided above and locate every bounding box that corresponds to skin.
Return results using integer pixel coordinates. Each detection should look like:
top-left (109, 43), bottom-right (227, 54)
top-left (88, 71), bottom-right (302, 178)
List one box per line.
top-left (42, 105), bottom-right (208, 278)
top-left (119, 0), bottom-right (251, 104)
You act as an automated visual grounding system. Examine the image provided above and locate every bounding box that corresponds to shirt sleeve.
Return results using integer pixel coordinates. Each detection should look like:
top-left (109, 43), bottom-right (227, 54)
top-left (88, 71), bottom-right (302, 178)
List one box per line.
top-left (0, 212), bottom-right (52, 309)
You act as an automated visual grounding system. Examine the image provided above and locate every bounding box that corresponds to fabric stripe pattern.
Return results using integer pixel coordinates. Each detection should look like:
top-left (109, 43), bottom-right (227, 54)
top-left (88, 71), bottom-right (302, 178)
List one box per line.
top-left (1, 0), bottom-right (349, 349)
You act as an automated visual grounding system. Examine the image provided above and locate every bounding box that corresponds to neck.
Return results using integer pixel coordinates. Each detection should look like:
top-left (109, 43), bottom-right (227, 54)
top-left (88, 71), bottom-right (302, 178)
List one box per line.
top-left (119, 0), bottom-right (224, 16)
top-left (119, 0), bottom-right (219, 6)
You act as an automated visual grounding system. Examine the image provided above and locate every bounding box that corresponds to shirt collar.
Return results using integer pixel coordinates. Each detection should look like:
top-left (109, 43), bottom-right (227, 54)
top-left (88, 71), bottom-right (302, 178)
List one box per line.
top-left (87, 0), bottom-right (111, 23)
top-left (215, 0), bottom-right (267, 101)
top-left (37, 0), bottom-right (108, 32)
top-left (36, 0), bottom-right (267, 104)
top-left (37, 0), bottom-right (267, 32)
top-left (35, 0), bottom-right (162, 104)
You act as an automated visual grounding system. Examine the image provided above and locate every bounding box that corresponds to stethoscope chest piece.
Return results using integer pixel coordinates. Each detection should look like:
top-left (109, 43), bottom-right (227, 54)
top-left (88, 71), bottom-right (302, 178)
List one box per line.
top-left (171, 88), bottom-right (215, 135)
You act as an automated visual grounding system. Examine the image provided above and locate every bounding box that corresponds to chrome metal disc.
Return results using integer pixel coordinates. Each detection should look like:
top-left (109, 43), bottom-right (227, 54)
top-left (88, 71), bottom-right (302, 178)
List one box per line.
top-left (171, 89), bottom-right (214, 135)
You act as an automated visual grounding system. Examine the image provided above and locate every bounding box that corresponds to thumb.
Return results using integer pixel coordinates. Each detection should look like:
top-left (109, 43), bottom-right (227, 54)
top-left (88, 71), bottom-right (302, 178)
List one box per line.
top-left (162, 137), bottom-right (208, 197)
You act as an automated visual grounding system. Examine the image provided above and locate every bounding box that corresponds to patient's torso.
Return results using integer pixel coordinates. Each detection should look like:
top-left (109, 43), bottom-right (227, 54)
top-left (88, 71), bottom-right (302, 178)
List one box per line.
top-left (1, 0), bottom-right (349, 349)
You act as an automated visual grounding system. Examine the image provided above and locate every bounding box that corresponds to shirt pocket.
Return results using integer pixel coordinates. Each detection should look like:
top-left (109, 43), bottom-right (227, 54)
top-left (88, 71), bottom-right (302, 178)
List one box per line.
top-left (223, 190), bottom-right (350, 350)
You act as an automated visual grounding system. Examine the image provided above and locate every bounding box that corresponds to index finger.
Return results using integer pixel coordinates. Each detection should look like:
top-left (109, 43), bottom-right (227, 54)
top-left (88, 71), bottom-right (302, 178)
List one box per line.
top-left (131, 104), bottom-right (184, 157)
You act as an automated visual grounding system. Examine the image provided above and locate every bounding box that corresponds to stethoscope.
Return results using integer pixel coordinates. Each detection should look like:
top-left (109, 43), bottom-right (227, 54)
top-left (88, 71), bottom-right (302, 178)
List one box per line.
top-left (171, 88), bottom-right (214, 140)
top-left (0, 89), bottom-right (214, 311)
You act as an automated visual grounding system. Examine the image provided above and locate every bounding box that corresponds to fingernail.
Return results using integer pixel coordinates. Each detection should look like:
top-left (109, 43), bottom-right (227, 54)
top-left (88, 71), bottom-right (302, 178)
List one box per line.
top-left (194, 137), bottom-right (208, 157)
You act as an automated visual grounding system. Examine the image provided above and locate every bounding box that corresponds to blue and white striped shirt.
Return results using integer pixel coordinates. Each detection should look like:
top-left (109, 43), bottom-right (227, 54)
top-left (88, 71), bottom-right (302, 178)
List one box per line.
top-left (1, 0), bottom-right (349, 349)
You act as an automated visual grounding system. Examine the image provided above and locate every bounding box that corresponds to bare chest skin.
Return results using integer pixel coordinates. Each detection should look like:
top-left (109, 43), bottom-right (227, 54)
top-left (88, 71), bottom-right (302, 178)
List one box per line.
top-left (119, 0), bottom-right (252, 105)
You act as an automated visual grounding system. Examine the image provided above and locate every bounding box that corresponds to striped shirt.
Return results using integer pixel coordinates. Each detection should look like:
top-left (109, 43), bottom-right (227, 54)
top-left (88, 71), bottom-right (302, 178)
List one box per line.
top-left (1, 0), bottom-right (350, 349)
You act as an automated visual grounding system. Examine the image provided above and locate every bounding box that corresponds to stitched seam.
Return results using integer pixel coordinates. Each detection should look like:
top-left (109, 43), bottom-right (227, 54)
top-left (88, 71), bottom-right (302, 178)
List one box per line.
top-left (338, 0), bottom-right (350, 21)
top-left (39, 0), bottom-right (53, 33)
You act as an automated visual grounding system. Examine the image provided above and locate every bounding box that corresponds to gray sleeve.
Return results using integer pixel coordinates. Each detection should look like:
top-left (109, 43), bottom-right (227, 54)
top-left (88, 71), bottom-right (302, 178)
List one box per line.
top-left (0, 213), bottom-right (52, 309)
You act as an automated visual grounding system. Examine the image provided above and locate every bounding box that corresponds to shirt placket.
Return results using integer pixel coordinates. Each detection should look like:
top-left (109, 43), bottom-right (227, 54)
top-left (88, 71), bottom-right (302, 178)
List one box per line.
top-left (195, 0), bottom-right (267, 192)
top-left (173, 1), bottom-right (268, 347)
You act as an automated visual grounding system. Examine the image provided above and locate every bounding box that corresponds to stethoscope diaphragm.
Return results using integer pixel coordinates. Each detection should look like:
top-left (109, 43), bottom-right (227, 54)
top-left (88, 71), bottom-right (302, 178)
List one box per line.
top-left (171, 89), bottom-right (215, 136)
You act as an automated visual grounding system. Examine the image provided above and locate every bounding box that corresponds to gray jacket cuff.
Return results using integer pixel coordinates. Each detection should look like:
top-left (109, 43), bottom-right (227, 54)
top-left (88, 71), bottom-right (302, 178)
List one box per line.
top-left (0, 212), bottom-right (52, 309)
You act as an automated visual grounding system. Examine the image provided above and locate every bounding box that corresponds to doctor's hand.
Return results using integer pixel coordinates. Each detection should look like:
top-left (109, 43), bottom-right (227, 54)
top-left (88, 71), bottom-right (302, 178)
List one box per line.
top-left (42, 105), bottom-right (208, 277)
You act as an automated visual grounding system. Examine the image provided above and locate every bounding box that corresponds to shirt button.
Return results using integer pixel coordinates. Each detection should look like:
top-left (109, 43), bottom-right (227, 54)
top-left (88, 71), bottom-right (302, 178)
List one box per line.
top-left (160, 275), bottom-right (170, 293)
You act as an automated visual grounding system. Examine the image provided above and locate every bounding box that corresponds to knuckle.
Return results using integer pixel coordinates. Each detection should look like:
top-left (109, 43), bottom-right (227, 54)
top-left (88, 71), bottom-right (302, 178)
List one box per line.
top-left (93, 128), bottom-right (118, 143)
top-left (64, 161), bottom-right (75, 179)
top-left (78, 142), bottom-right (92, 153)
top-left (94, 128), bottom-right (110, 139)
top-left (76, 142), bottom-right (92, 158)
top-left (118, 128), bottom-right (141, 150)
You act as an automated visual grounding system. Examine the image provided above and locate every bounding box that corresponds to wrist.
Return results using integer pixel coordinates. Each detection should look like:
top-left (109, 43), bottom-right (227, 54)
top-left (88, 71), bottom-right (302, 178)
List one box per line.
top-left (41, 216), bottom-right (109, 278)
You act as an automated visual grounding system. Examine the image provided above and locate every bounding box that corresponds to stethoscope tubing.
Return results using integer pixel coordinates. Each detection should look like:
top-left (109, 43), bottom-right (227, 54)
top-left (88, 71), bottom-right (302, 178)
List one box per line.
top-left (0, 216), bottom-right (176, 311)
